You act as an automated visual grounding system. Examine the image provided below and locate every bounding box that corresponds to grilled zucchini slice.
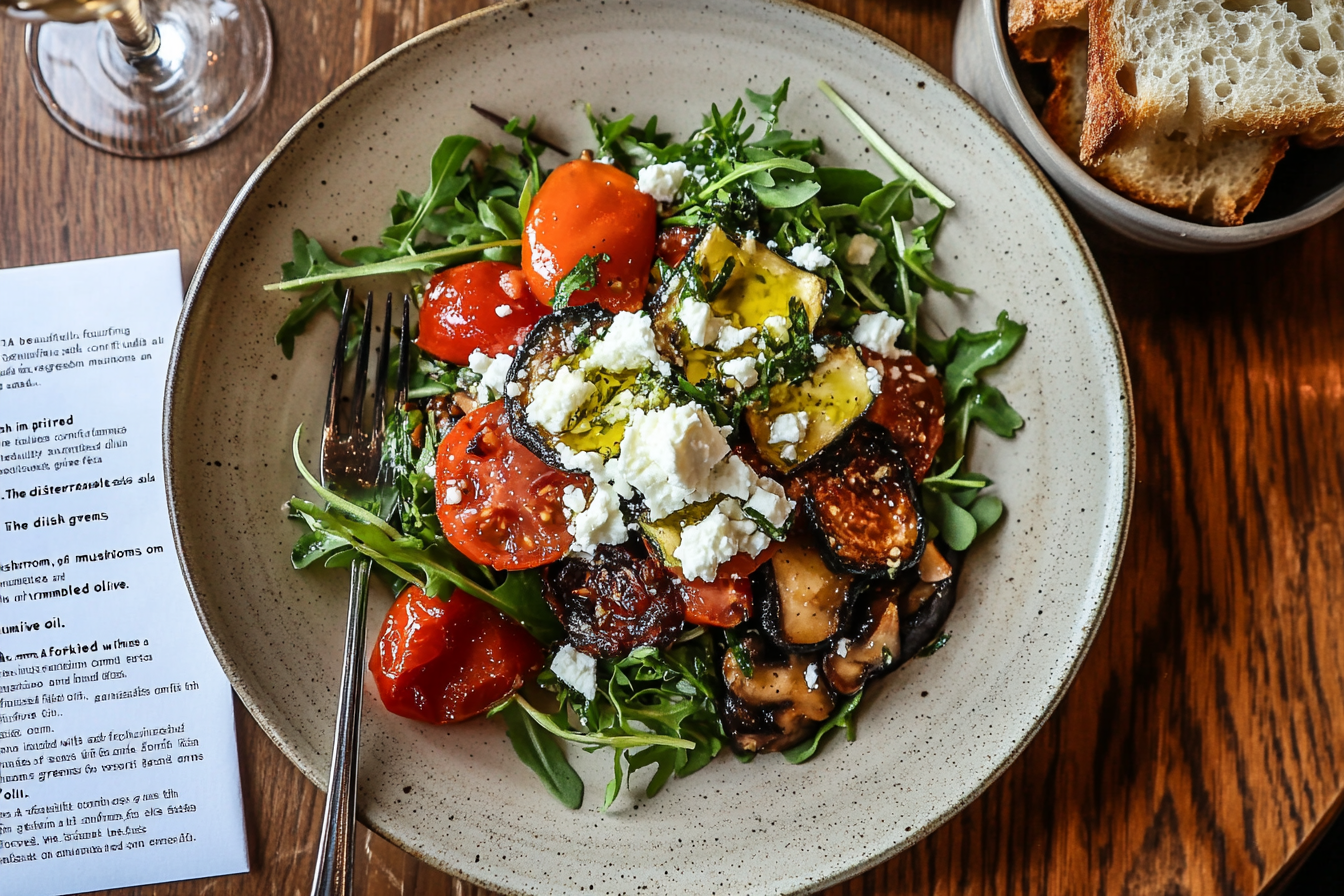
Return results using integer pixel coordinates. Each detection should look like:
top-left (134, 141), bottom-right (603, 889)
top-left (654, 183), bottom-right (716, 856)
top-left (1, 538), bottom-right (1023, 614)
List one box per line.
top-left (744, 344), bottom-right (874, 472)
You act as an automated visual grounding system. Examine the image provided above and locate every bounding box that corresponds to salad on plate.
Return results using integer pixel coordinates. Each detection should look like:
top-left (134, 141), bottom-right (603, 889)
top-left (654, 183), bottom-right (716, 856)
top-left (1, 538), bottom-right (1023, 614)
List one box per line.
top-left (271, 80), bottom-right (1026, 809)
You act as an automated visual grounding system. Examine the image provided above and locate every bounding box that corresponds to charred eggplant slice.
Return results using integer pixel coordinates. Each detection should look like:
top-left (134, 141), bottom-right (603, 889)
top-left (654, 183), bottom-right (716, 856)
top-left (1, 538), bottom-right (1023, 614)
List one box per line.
top-left (822, 544), bottom-right (959, 695)
top-left (506, 304), bottom-right (674, 467)
top-left (744, 344), bottom-right (874, 472)
top-left (800, 421), bottom-right (925, 577)
top-left (753, 520), bottom-right (856, 653)
top-left (543, 544), bottom-right (685, 658)
top-left (720, 632), bottom-right (834, 753)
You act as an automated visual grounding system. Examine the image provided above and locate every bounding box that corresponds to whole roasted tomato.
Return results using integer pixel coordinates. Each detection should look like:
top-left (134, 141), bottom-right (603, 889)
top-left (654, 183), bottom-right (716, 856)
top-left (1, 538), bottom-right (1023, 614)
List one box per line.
top-left (418, 261), bottom-right (550, 365)
top-left (522, 159), bottom-right (657, 312)
top-left (435, 401), bottom-right (589, 570)
top-left (369, 585), bottom-right (544, 724)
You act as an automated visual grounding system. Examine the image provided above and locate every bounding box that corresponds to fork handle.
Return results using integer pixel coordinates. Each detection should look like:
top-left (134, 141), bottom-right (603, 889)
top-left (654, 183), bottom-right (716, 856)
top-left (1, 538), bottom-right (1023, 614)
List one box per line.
top-left (310, 555), bottom-right (372, 896)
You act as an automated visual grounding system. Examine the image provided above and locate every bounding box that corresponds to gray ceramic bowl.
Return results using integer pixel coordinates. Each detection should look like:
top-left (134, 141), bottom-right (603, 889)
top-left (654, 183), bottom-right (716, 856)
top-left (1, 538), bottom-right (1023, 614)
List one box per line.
top-left (166, 1), bottom-right (1132, 893)
top-left (952, 0), bottom-right (1344, 252)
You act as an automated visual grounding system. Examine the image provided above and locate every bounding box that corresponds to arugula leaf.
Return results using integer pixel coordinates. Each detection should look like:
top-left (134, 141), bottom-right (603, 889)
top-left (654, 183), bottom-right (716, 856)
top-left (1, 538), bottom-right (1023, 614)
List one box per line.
top-left (265, 239), bottom-right (521, 292)
top-left (497, 700), bottom-right (583, 809)
top-left (781, 689), bottom-right (863, 764)
top-left (930, 311), bottom-right (1027, 405)
top-left (918, 632), bottom-right (952, 657)
top-left (551, 253), bottom-right (610, 310)
top-left (382, 135), bottom-right (481, 254)
top-left (815, 167), bottom-right (883, 206)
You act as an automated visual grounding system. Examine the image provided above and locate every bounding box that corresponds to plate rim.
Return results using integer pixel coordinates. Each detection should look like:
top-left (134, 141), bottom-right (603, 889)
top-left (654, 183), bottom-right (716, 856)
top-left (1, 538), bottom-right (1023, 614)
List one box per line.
top-left (164, 0), bottom-right (1135, 890)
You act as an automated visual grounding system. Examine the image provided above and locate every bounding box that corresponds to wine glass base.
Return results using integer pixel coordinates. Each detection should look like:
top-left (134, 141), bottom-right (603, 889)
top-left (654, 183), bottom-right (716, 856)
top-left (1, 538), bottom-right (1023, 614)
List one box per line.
top-left (25, 0), bottom-right (274, 159)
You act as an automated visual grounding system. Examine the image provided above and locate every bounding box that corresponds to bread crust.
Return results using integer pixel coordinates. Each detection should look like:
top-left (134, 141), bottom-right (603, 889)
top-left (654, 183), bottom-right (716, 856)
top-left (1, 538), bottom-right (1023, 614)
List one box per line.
top-left (1007, 0), bottom-right (1087, 63)
top-left (1079, 0), bottom-right (1126, 164)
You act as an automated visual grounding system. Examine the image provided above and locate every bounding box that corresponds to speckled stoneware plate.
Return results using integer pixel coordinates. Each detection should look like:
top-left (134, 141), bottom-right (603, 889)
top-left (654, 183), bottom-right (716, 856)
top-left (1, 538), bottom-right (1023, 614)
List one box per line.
top-left (166, 1), bottom-right (1132, 893)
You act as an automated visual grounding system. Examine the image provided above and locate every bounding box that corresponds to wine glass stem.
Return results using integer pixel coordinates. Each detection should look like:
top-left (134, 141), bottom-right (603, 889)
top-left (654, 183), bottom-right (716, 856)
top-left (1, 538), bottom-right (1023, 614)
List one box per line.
top-left (108, 0), bottom-right (159, 58)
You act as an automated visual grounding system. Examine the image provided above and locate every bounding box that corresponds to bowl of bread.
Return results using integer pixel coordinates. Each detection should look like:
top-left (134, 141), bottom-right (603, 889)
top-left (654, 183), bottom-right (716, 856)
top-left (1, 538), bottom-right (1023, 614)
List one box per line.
top-left (953, 0), bottom-right (1344, 251)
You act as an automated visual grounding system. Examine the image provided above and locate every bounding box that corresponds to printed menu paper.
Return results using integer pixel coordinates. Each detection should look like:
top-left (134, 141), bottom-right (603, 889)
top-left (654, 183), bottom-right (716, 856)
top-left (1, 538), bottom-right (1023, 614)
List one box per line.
top-left (0, 251), bottom-right (249, 894)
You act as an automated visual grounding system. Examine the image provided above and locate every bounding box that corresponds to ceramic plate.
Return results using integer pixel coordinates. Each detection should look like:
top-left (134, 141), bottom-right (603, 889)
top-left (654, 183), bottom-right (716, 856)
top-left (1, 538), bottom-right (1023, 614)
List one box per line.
top-left (166, 1), bottom-right (1132, 893)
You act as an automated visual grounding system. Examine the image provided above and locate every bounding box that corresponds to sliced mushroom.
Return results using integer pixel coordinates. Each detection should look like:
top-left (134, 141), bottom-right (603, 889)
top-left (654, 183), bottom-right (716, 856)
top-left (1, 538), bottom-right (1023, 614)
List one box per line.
top-left (754, 520), bottom-right (856, 653)
top-left (720, 633), bottom-right (834, 753)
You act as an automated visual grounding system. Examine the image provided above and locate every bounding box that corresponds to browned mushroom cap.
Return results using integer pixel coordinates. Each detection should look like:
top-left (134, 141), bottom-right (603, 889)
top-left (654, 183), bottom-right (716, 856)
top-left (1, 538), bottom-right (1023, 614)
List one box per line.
top-left (543, 544), bottom-right (685, 658)
top-left (720, 633), bottom-right (834, 753)
top-left (754, 519), bottom-right (856, 653)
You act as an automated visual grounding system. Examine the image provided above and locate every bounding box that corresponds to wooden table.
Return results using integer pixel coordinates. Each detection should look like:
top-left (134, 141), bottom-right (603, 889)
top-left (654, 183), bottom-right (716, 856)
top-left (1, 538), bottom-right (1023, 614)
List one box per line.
top-left (4, 1), bottom-right (1342, 893)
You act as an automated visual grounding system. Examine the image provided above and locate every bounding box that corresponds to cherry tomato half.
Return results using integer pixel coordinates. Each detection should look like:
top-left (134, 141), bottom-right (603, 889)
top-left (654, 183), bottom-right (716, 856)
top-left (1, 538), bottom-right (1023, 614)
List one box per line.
top-left (861, 348), bottom-right (946, 482)
top-left (655, 226), bottom-right (701, 268)
top-left (677, 574), bottom-right (753, 629)
top-left (436, 401), bottom-right (589, 570)
top-left (369, 585), bottom-right (544, 724)
top-left (522, 159), bottom-right (657, 312)
top-left (418, 261), bottom-right (550, 365)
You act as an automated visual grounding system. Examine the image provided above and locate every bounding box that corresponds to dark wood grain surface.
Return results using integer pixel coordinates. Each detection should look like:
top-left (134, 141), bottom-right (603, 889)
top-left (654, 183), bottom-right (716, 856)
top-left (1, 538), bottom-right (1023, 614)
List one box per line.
top-left (4, 1), bottom-right (1342, 894)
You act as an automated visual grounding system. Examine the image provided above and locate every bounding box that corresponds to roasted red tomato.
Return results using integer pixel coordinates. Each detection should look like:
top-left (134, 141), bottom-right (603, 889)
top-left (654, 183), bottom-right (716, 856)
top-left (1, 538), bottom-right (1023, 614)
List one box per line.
top-left (418, 261), bottom-right (550, 365)
top-left (543, 545), bottom-right (686, 658)
top-left (655, 225), bottom-right (700, 267)
top-left (861, 347), bottom-right (946, 481)
top-left (522, 159), bottom-right (657, 312)
top-left (435, 401), bottom-right (588, 570)
top-left (370, 585), bottom-right (544, 724)
top-left (676, 573), bottom-right (753, 628)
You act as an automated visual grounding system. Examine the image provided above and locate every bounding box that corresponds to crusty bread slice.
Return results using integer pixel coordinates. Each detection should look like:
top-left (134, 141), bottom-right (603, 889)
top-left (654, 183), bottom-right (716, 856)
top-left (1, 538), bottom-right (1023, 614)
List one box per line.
top-left (1082, 0), bottom-right (1344, 162)
top-left (1007, 0), bottom-right (1088, 62)
top-left (1046, 31), bottom-right (1289, 226)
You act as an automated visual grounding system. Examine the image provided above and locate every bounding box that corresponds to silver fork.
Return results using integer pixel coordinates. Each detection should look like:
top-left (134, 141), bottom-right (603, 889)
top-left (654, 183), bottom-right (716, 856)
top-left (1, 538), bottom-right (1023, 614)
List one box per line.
top-left (310, 289), bottom-right (407, 896)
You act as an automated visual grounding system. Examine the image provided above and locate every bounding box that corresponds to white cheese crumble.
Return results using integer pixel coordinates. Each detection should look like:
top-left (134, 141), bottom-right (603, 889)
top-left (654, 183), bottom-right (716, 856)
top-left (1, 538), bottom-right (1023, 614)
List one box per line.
top-left (762, 315), bottom-right (790, 343)
top-left (551, 644), bottom-right (598, 701)
top-left (835, 637), bottom-right (850, 658)
top-left (866, 364), bottom-right (884, 396)
top-left (467, 350), bottom-right (514, 403)
top-left (582, 311), bottom-right (671, 375)
top-left (636, 161), bottom-right (688, 204)
top-left (526, 365), bottom-right (595, 433)
top-left (804, 663), bottom-right (820, 690)
top-left (561, 484), bottom-right (587, 518)
top-left (715, 324), bottom-right (758, 353)
top-left (505, 381), bottom-right (523, 398)
top-left (615, 405), bottom-right (730, 520)
top-left (679, 299), bottom-right (723, 347)
top-left (721, 355), bottom-right (759, 389)
top-left (811, 343), bottom-right (829, 362)
top-left (443, 486), bottom-right (463, 505)
top-left (744, 477), bottom-right (793, 530)
top-left (780, 444), bottom-right (798, 462)
top-left (852, 311), bottom-right (905, 359)
top-left (768, 411), bottom-right (809, 446)
top-left (568, 484), bottom-right (628, 554)
top-left (846, 233), bottom-right (880, 266)
top-left (673, 499), bottom-right (771, 582)
top-left (789, 242), bottom-right (830, 271)
top-left (495, 304), bottom-right (514, 318)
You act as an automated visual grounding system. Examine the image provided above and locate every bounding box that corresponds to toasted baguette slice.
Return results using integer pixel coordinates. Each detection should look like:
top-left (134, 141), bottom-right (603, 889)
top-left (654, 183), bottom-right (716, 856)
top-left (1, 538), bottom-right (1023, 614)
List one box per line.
top-left (1007, 0), bottom-right (1087, 62)
top-left (1082, 0), bottom-right (1344, 162)
top-left (1045, 32), bottom-right (1288, 226)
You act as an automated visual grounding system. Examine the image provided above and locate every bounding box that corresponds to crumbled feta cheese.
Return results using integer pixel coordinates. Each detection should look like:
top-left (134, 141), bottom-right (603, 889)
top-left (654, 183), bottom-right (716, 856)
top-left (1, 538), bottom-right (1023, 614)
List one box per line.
top-left (551, 644), bottom-right (598, 701)
top-left (673, 499), bottom-right (771, 582)
top-left (866, 364), bottom-right (884, 396)
top-left (615, 405), bottom-right (730, 520)
top-left (744, 477), bottom-right (793, 530)
top-left (526, 365), bottom-right (595, 433)
top-left (561, 484), bottom-right (587, 518)
top-left (505, 381), bottom-right (523, 398)
top-left (720, 355), bottom-right (759, 389)
top-left (596, 155), bottom-right (615, 165)
top-left (495, 304), bottom-right (514, 318)
top-left (762, 315), bottom-right (790, 343)
top-left (708, 454), bottom-right (756, 502)
top-left (582, 311), bottom-right (671, 375)
top-left (679, 299), bottom-right (723, 347)
top-left (852, 311), bottom-right (905, 359)
top-left (423, 461), bottom-right (436, 479)
top-left (846, 233), bottom-right (880, 266)
top-left (635, 161), bottom-right (688, 204)
top-left (768, 411), bottom-right (809, 446)
top-left (780, 444), bottom-right (798, 462)
top-left (715, 324), bottom-right (758, 352)
top-left (568, 484), bottom-right (628, 554)
top-left (443, 486), bottom-right (463, 505)
top-left (804, 663), bottom-right (820, 690)
top-left (766, 239), bottom-right (779, 250)
top-left (812, 343), bottom-right (829, 362)
top-left (467, 350), bottom-right (514, 403)
top-left (836, 638), bottom-right (850, 658)
top-left (789, 242), bottom-right (830, 271)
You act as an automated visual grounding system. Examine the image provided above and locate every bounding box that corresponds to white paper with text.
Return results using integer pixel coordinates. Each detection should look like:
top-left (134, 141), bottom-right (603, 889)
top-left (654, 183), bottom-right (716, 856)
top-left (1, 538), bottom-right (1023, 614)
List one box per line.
top-left (0, 251), bottom-right (249, 895)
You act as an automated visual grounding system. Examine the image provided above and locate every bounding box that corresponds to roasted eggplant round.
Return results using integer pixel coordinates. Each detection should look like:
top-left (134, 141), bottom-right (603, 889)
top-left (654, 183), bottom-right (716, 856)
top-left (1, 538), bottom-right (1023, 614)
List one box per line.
top-left (752, 518), bottom-right (857, 654)
top-left (822, 543), bottom-right (959, 695)
top-left (799, 420), bottom-right (926, 577)
top-left (543, 544), bottom-right (685, 658)
top-left (719, 632), bottom-right (834, 754)
top-left (860, 347), bottom-right (946, 482)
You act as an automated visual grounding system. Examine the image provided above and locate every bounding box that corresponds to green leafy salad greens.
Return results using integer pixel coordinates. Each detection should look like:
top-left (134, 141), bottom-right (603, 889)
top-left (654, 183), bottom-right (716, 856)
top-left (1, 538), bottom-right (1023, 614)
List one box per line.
top-left (275, 80), bottom-right (1025, 809)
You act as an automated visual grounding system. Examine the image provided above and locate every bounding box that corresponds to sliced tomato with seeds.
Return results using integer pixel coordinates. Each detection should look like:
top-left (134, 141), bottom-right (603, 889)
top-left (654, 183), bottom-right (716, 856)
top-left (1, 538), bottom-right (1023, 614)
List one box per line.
top-left (435, 401), bottom-right (589, 570)
top-left (369, 585), bottom-right (544, 724)
top-left (861, 347), bottom-right (946, 482)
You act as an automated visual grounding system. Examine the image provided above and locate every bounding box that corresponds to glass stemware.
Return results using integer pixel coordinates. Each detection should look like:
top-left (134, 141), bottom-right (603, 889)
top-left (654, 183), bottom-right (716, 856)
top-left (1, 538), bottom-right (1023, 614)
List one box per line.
top-left (4, 0), bottom-right (273, 158)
